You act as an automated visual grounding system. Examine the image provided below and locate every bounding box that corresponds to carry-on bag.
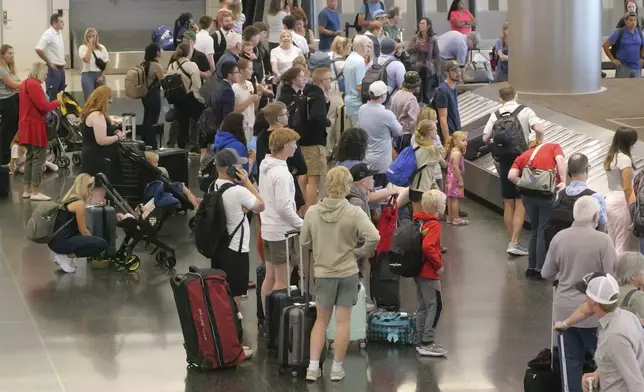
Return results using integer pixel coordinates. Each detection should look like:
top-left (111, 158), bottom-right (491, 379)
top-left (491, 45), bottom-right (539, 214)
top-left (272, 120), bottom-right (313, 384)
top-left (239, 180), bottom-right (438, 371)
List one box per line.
top-left (85, 205), bottom-right (117, 257)
top-left (327, 283), bottom-right (368, 349)
top-left (277, 230), bottom-right (324, 377)
top-left (464, 126), bottom-right (490, 161)
top-left (367, 310), bottom-right (416, 345)
top-left (171, 266), bottom-right (246, 370)
top-left (265, 232), bottom-right (304, 351)
top-left (256, 264), bottom-right (266, 328)
top-left (523, 282), bottom-right (568, 392)
top-left (0, 165), bottom-right (9, 197)
top-left (157, 148), bottom-right (189, 186)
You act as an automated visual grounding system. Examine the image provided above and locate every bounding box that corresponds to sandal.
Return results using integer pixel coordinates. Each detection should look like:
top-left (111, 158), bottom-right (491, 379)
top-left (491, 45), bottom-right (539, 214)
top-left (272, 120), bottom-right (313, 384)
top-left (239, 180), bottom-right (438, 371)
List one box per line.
top-left (451, 218), bottom-right (469, 226)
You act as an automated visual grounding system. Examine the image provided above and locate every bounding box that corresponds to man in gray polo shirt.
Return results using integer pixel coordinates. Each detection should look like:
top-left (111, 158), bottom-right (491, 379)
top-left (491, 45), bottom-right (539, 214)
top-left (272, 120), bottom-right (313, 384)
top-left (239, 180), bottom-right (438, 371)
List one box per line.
top-left (577, 273), bottom-right (644, 392)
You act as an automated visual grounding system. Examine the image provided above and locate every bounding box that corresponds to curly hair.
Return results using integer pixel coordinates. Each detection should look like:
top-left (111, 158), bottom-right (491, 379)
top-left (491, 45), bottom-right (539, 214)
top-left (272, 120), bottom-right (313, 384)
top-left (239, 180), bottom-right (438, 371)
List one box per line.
top-left (336, 128), bottom-right (368, 162)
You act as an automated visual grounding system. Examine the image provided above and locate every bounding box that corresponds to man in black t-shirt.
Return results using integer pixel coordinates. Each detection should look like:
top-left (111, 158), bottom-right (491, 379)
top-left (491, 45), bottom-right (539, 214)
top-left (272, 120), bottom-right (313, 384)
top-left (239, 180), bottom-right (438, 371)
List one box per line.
top-left (168, 31), bottom-right (211, 80)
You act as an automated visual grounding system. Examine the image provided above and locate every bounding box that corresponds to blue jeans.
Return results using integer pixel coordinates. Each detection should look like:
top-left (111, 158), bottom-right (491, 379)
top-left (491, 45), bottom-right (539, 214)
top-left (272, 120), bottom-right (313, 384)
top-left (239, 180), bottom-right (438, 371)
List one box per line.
top-left (615, 65), bottom-right (641, 78)
top-left (46, 66), bottom-right (66, 101)
top-left (81, 71), bottom-right (105, 101)
top-left (562, 327), bottom-right (598, 392)
top-left (141, 86), bottom-right (162, 149)
top-left (49, 235), bottom-right (108, 258)
top-left (522, 195), bottom-right (553, 271)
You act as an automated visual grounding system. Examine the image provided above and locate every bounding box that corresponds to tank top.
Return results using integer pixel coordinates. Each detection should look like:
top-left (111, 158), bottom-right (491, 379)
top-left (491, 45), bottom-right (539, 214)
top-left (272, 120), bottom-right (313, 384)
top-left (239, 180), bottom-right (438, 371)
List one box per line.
top-left (80, 114), bottom-right (117, 178)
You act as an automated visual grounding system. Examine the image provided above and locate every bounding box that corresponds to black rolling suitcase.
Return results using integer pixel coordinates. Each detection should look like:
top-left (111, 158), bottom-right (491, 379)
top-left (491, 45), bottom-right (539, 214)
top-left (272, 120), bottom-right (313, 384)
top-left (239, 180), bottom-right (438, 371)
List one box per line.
top-left (265, 231), bottom-right (304, 351)
top-left (464, 126), bottom-right (489, 161)
top-left (85, 205), bottom-right (117, 257)
top-left (256, 264), bottom-right (266, 327)
top-left (524, 282), bottom-right (569, 392)
top-left (0, 166), bottom-right (9, 197)
top-left (157, 148), bottom-right (189, 186)
top-left (370, 254), bottom-right (401, 311)
top-left (171, 266), bottom-right (246, 370)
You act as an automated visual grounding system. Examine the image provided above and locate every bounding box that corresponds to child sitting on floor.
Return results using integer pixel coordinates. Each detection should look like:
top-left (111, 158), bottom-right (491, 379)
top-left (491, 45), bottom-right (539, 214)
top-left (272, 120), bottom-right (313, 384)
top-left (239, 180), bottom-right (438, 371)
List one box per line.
top-left (9, 134), bottom-right (59, 175)
top-left (145, 151), bottom-right (200, 209)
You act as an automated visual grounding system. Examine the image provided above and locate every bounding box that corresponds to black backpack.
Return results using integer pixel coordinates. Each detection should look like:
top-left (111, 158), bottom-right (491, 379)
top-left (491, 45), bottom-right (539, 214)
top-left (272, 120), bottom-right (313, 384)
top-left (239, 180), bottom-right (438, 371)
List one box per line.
top-left (212, 30), bottom-right (228, 64)
top-left (194, 182), bottom-right (243, 258)
top-left (388, 218), bottom-right (436, 278)
top-left (197, 106), bottom-right (219, 139)
top-left (544, 188), bottom-right (595, 250)
top-left (353, 0), bottom-right (385, 33)
top-left (287, 94), bottom-right (310, 132)
top-left (488, 105), bottom-right (528, 161)
top-left (361, 58), bottom-right (396, 104)
top-left (161, 61), bottom-right (191, 104)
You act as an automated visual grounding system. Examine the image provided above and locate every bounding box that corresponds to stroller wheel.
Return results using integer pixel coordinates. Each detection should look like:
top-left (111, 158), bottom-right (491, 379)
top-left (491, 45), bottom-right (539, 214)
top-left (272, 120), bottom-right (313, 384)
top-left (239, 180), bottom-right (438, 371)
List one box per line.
top-left (72, 153), bottom-right (81, 166)
top-left (155, 250), bottom-right (167, 264)
top-left (165, 256), bottom-right (177, 270)
top-left (125, 255), bottom-right (141, 271)
top-left (188, 217), bottom-right (196, 231)
top-left (58, 155), bottom-right (70, 168)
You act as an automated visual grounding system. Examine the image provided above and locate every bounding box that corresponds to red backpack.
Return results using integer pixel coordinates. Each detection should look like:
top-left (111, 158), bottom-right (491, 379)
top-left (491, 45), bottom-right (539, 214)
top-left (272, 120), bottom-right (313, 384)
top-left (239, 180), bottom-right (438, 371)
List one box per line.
top-left (374, 197), bottom-right (399, 258)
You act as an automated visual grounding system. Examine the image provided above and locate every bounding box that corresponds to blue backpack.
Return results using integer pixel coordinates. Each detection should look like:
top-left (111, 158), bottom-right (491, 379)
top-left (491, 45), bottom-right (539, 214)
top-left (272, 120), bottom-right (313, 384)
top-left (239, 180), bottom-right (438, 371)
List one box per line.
top-left (331, 59), bottom-right (345, 93)
top-left (152, 25), bottom-right (174, 50)
top-left (386, 146), bottom-right (425, 187)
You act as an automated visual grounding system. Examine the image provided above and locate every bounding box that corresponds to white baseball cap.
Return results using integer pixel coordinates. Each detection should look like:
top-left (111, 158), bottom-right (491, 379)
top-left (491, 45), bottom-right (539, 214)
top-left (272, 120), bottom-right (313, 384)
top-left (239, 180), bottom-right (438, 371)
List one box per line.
top-left (369, 81), bottom-right (388, 98)
top-left (575, 272), bottom-right (620, 305)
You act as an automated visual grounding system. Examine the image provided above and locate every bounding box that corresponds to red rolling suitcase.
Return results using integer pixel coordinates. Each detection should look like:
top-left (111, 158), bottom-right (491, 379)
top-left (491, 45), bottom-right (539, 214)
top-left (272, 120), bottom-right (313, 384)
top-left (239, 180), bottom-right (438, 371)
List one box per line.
top-left (171, 266), bottom-right (245, 370)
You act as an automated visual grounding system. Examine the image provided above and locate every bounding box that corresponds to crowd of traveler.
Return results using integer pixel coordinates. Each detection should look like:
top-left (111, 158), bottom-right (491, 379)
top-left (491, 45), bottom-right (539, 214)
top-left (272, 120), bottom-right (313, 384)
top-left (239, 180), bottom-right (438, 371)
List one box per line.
top-left (4, 0), bottom-right (644, 389)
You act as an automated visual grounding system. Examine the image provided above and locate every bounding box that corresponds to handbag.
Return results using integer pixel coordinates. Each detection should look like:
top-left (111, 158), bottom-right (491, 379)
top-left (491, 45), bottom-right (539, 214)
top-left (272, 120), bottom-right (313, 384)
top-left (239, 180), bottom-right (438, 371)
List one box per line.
top-left (92, 51), bottom-right (107, 72)
top-left (516, 144), bottom-right (556, 196)
top-left (367, 311), bottom-right (416, 344)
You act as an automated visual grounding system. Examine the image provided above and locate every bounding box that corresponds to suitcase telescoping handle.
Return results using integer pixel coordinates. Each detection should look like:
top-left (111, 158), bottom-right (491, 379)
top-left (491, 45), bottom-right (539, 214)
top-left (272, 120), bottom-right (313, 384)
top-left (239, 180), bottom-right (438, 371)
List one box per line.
top-left (552, 281), bottom-right (570, 392)
top-left (284, 230), bottom-right (305, 299)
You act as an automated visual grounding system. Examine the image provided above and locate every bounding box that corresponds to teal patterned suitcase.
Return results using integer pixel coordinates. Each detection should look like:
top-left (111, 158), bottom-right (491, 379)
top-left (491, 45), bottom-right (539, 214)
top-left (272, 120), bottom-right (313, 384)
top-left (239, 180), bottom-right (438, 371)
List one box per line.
top-left (367, 311), bottom-right (416, 345)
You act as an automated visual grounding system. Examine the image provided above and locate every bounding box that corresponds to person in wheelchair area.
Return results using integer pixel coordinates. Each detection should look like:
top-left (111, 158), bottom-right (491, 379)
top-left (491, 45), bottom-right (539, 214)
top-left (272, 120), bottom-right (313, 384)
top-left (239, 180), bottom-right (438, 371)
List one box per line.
top-left (145, 151), bottom-right (201, 210)
top-left (48, 174), bottom-right (109, 273)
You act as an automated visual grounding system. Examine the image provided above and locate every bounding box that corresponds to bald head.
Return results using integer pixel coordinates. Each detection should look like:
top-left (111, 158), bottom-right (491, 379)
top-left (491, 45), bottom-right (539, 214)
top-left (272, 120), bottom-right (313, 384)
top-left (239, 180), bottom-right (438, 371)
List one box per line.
top-left (568, 153), bottom-right (589, 179)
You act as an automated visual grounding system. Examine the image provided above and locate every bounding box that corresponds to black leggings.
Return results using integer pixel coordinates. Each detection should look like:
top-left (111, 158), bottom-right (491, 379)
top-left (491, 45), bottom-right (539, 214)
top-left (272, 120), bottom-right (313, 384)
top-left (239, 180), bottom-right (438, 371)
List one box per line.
top-left (174, 93), bottom-right (204, 149)
top-left (141, 86), bottom-right (162, 149)
top-left (0, 94), bottom-right (19, 165)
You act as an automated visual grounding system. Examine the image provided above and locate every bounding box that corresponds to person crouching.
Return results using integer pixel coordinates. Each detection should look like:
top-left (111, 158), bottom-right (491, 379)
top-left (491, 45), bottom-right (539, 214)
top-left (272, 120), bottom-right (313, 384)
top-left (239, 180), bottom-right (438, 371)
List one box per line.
top-left (413, 189), bottom-right (448, 357)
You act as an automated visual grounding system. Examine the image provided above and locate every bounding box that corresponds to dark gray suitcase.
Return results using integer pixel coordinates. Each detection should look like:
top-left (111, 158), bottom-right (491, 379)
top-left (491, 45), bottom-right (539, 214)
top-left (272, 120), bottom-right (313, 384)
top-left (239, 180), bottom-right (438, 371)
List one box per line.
top-left (85, 205), bottom-right (117, 257)
top-left (464, 126), bottom-right (489, 161)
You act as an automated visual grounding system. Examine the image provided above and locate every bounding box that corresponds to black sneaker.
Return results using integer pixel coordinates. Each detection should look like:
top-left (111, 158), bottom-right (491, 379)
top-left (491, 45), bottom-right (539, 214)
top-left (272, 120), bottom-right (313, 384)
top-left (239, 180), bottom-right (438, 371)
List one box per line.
top-left (525, 268), bottom-right (536, 278)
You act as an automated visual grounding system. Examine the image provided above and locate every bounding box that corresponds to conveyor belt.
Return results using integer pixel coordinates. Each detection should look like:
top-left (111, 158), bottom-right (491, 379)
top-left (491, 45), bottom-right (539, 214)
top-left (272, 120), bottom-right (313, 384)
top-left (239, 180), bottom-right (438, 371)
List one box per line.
top-left (459, 88), bottom-right (644, 210)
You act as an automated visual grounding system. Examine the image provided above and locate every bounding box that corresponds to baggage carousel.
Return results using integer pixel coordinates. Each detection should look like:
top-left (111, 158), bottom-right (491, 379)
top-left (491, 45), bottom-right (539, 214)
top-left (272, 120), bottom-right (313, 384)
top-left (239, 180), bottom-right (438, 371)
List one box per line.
top-left (460, 86), bottom-right (644, 210)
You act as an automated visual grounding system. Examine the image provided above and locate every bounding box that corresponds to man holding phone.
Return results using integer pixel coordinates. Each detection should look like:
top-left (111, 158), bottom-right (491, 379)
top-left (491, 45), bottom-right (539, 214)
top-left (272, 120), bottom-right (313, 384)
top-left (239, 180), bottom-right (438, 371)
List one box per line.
top-left (210, 148), bottom-right (265, 314)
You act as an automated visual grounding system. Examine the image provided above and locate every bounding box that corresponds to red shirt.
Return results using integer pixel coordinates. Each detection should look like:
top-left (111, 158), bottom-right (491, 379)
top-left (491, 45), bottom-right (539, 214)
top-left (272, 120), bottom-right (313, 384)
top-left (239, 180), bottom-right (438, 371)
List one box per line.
top-left (449, 9), bottom-right (474, 34)
top-left (511, 143), bottom-right (564, 183)
top-left (18, 78), bottom-right (60, 148)
top-left (413, 212), bottom-right (442, 280)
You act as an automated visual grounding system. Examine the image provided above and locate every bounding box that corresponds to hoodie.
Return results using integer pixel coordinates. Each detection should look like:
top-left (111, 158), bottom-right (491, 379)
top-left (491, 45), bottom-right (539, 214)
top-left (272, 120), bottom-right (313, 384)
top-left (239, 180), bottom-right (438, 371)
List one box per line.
top-left (299, 83), bottom-right (330, 146)
top-left (301, 197), bottom-right (380, 278)
top-left (413, 211), bottom-right (443, 280)
top-left (213, 131), bottom-right (249, 172)
top-left (347, 186), bottom-right (369, 217)
top-left (259, 156), bottom-right (303, 241)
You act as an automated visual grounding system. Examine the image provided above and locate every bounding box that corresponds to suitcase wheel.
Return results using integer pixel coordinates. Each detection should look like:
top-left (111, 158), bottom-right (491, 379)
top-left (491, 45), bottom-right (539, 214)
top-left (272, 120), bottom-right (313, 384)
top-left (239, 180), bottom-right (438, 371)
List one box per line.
top-left (359, 340), bottom-right (367, 349)
top-left (72, 153), bottom-right (81, 166)
top-left (58, 155), bottom-right (70, 168)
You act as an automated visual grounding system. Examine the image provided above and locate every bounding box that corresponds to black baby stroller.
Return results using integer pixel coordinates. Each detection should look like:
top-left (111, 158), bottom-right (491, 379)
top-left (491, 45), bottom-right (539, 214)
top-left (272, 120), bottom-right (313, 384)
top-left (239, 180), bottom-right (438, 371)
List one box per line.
top-left (95, 173), bottom-right (179, 270)
top-left (50, 91), bottom-right (83, 168)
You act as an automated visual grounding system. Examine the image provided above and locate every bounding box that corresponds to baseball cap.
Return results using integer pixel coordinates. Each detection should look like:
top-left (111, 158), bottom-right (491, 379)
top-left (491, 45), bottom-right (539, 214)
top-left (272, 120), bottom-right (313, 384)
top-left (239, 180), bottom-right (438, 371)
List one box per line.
top-left (372, 9), bottom-right (387, 19)
top-left (380, 38), bottom-right (396, 55)
top-left (350, 163), bottom-right (377, 182)
top-left (215, 148), bottom-right (248, 168)
top-left (575, 272), bottom-right (620, 305)
top-left (369, 80), bottom-right (388, 97)
top-left (183, 30), bottom-right (197, 42)
top-left (403, 71), bottom-right (422, 89)
top-left (444, 60), bottom-right (460, 72)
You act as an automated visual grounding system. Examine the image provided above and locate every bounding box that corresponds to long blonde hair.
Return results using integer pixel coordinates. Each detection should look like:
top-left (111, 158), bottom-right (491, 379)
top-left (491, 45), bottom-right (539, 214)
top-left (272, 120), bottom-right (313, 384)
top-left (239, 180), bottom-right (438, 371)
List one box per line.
top-left (81, 85), bottom-right (112, 121)
top-left (331, 37), bottom-right (351, 57)
top-left (62, 173), bottom-right (95, 203)
top-left (446, 131), bottom-right (467, 155)
top-left (27, 62), bottom-right (48, 82)
top-left (415, 120), bottom-right (441, 155)
top-left (417, 107), bottom-right (437, 125)
top-left (83, 28), bottom-right (105, 51)
top-left (0, 45), bottom-right (16, 76)
top-left (268, 0), bottom-right (282, 15)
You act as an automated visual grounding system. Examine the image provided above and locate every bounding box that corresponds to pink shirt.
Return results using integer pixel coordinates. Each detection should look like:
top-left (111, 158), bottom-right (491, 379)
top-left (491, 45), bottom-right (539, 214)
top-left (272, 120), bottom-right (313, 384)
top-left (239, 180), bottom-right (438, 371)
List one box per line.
top-left (449, 10), bottom-right (474, 34)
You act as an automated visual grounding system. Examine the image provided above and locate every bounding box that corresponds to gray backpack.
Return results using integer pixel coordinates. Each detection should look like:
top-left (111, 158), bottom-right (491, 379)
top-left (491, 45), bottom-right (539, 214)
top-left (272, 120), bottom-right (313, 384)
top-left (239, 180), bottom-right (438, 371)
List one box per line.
top-left (26, 198), bottom-right (78, 244)
top-left (308, 52), bottom-right (331, 70)
top-left (633, 169), bottom-right (644, 237)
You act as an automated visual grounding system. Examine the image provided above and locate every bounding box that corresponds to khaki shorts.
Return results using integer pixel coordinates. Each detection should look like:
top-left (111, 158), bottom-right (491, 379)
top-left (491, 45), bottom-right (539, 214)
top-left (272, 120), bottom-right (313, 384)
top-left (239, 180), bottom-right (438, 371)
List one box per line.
top-left (263, 238), bottom-right (298, 265)
top-left (301, 145), bottom-right (327, 176)
top-left (314, 274), bottom-right (360, 308)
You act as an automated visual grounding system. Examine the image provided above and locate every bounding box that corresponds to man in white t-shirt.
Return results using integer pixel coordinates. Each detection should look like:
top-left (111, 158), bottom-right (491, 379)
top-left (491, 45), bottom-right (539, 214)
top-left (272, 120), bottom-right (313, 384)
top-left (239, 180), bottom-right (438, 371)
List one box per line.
top-left (195, 15), bottom-right (216, 73)
top-left (35, 14), bottom-right (66, 100)
top-left (482, 85), bottom-right (545, 256)
top-left (210, 148), bottom-right (265, 309)
top-left (282, 14), bottom-right (309, 56)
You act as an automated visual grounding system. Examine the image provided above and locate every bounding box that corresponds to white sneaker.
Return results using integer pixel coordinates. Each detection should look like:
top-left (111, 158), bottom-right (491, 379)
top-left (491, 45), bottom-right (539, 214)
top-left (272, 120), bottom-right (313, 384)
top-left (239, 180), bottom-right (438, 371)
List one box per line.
top-left (22, 192), bottom-right (31, 198)
top-left (53, 253), bottom-right (76, 273)
top-left (507, 243), bottom-right (528, 256)
top-left (306, 368), bottom-right (322, 381)
top-left (330, 367), bottom-right (345, 381)
top-left (416, 343), bottom-right (447, 357)
top-left (30, 193), bottom-right (51, 201)
top-left (242, 346), bottom-right (254, 360)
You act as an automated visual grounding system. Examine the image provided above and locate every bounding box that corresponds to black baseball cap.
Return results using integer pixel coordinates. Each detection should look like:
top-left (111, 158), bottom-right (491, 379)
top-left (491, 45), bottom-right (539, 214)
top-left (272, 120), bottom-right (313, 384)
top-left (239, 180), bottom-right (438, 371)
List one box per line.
top-left (350, 163), bottom-right (377, 182)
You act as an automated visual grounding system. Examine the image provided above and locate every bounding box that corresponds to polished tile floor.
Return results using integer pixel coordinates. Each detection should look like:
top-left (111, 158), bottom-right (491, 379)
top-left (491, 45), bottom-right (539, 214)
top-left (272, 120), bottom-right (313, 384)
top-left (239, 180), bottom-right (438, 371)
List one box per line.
top-left (0, 85), bottom-right (555, 391)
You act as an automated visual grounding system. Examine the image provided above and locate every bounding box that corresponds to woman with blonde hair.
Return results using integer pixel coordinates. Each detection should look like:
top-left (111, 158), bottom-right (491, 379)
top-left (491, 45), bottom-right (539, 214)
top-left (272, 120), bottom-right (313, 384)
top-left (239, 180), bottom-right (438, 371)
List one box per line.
top-left (48, 174), bottom-right (109, 273)
top-left (270, 31), bottom-right (303, 78)
top-left (80, 85), bottom-right (124, 180)
top-left (409, 120), bottom-right (446, 212)
top-left (0, 44), bottom-right (20, 165)
top-left (18, 62), bottom-right (61, 201)
top-left (79, 27), bottom-right (110, 100)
